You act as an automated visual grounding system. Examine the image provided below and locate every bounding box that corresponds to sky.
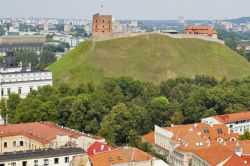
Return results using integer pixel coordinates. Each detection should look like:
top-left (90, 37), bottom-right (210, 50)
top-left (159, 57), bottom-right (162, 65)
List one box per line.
top-left (1, 0), bottom-right (250, 20)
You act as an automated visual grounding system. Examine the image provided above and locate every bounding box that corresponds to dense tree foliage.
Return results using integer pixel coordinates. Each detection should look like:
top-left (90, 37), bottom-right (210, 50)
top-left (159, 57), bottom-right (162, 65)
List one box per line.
top-left (239, 131), bottom-right (250, 140)
top-left (1, 76), bottom-right (250, 146)
top-left (0, 50), bottom-right (57, 69)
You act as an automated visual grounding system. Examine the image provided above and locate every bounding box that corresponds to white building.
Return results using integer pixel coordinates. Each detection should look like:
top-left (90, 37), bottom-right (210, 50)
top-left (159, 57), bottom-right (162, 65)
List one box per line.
top-left (0, 52), bottom-right (52, 99)
top-left (201, 111), bottom-right (250, 135)
top-left (64, 24), bottom-right (73, 32)
top-left (53, 35), bottom-right (84, 47)
top-left (0, 147), bottom-right (86, 166)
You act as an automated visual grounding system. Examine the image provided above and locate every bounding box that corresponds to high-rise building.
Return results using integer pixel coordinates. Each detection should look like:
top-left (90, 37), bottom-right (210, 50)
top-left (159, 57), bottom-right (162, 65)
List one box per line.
top-left (178, 16), bottom-right (185, 24)
top-left (92, 13), bottom-right (112, 39)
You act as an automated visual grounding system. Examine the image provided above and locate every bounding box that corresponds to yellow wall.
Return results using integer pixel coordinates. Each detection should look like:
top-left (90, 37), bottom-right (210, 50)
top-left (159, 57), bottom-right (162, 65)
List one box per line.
top-left (0, 135), bottom-right (48, 153)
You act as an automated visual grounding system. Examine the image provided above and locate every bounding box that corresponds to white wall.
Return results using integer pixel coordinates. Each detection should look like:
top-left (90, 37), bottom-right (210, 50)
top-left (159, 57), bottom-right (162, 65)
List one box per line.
top-left (201, 117), bottom-right (222, 124)
top-left (0, 154), bottom-right (83, 166)
top-left (0, 71), bottom-right (53, 99)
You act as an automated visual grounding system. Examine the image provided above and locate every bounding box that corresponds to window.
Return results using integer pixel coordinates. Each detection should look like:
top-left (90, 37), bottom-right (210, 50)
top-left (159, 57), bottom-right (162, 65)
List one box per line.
top-left (29, 86), bottom-right (33, 92)
top-left (7, 88), bottom-right (10, 94)
top-left (217, 128), bottom-right (223, 134)
top-left (203, 127), bottom-right (209, 133)
top-left (54, 158), bottom-right (59, 164)
top-left (20, 141), bottom-right (24, 146)
top-left (4, 142), bottom-right (7, 148)
top-left (22, 161), bottom-right (27, 166)
top-left (34, 160), bottom-right (38, 166)
top-left (1, 88), bottom-right (4, 96)
top-left (44, 159), bottom-right (49, 166)
top-left (18, 87), bottom-right (22, 94)
top-left (230, 124), bottom-right (233, 128)
top-left (13, 141), bottom-right (16, 147)
top-left (11, 163), bottom-right (16, 166)
top-left (65, 157), bottom-right (69, 163)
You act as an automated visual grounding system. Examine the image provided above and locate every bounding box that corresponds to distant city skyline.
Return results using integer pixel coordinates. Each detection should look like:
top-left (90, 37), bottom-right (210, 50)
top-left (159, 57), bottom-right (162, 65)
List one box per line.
top-left (1, 0), bottom-right (250, 20)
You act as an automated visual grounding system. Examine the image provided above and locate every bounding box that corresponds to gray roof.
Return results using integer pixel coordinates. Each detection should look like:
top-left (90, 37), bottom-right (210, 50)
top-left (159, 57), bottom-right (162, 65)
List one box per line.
top-left (0, 147), bottom-right (85, 162)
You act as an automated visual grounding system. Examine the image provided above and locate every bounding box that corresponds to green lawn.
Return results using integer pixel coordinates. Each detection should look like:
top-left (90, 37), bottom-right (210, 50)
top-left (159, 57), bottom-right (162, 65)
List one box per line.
top-left (49, 34), bottom-right (250, 86)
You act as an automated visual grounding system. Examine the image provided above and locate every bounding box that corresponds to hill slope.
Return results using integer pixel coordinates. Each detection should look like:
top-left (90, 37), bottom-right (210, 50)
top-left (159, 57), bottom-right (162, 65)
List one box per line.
top-left (49, 34), bottom-right (250, 86)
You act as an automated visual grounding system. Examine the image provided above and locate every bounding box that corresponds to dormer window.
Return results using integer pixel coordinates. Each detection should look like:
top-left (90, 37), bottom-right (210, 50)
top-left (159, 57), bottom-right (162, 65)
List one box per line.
top-left (217, 128), bottom-right (223, 134)
top-left (204, 127), bottom-right (209, 133)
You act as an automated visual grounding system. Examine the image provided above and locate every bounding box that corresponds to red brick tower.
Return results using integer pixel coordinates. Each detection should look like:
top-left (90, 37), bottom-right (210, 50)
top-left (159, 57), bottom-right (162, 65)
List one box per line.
top-left (92, 13), bottom-right (112, 39)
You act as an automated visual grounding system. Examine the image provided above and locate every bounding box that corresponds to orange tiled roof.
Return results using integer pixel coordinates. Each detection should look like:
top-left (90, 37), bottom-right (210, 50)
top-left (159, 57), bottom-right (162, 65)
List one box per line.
top-left (185, 26), bottom-right (217, 35)
top-left (212, 112), bottom-right (250, 124)
top-left (166, 123), bottom-right (238, 143)
top-left (151, 123), bottom-right (238, 152)
top-left (225, 140), bottom-right (250, 156)
top-left (240, 140), bottom-right (250, 155)
top-left (224, 154), bottom-right (250, 166)
top-left (141, 132), bottom-right (155, 144)
top-left (0, 122), bottom-right (103, 144)
top-left (89, 147), bottom-right (153, 166)
top-left (192, 143), bottom-right (234, 166)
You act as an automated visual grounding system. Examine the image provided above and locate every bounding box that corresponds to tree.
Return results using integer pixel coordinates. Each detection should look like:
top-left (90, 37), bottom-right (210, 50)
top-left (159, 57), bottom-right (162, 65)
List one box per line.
top-left (0, 99), bottom-right (7, 123)
top-left (149, 96), bottom-right (170, 126)
top-left (203, 108), bottom-right (217, 118)
top-left (99, 103), bottom-right (135, 145)
top-left (225, 37), bottom-right (238, 50)
top-left (7, 93), bottom-right (21, 122)
top-left (39, 51), bottom-right (56, 68)
top-left (170, 111), bottom-right (184, 125)
top-left (239, 131), bottom-right (250, 140)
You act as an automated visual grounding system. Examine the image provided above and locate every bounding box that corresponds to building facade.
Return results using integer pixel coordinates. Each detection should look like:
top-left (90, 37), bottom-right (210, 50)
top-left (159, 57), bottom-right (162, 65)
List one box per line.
top-left (142, 123), bottom-right (238, 166)
top-left (0, 35), bottom-right (45, 53)
top-left (0, 147), bottom-right (86, 166)
top-left (201, 112), bottom-right (250, 135)
top-left (0, 52), bottom-right (52, 100)
top-left (92, 13), bottom-right (112, 39)
top-left (184, 26), bottom-right (218, 39)
top-left (0, 122), bottom-right (105, 154)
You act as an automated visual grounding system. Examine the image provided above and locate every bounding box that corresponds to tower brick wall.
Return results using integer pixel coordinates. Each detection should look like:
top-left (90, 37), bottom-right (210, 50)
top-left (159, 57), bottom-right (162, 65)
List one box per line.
top-left (92, 13), bottom-right (112, 40)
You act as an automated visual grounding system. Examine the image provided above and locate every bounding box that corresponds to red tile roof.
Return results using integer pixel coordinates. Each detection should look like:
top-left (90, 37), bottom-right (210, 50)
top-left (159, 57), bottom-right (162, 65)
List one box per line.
top-left (141, 132), bottom-right (155, 144)
top-left (192, 143), bottom-right (234, 166)
top-left (87, 141), bottom-right (116, 155)
top-left (212, 112), bottom-right (250, 124)
top-left (0, 122), bottom-right (103, 144)
top-left (89, 147), bottom-right (153, 166)
top-left (225, 140), bottom-right (250, 156)
top-left (185, 26), bottom-right (217, 35)
top-left (224, 154), bottom-right (250, 166)
top-left (165, 123), bottom-right (238, 150)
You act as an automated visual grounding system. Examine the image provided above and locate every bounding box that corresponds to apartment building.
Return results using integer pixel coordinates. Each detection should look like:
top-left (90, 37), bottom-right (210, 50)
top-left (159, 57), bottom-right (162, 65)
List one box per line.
top-left (202, 112), bottom-right (250, 134)
top-left (0, 122), bottom-right (105, 154)
top-left (142, 123), bottom-right (238, 166)
top-left (0, 147), bottom-right (86, 166)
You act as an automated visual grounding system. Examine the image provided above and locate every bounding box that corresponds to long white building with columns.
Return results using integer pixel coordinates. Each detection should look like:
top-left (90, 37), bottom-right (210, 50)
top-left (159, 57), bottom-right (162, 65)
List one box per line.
top-left (0, 51), bottom-right (53, 124)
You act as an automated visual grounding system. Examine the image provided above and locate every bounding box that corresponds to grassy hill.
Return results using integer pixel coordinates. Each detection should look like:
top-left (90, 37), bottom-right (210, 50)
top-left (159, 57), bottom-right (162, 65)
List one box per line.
top-left (49, 34), bottom-right (250, 86)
